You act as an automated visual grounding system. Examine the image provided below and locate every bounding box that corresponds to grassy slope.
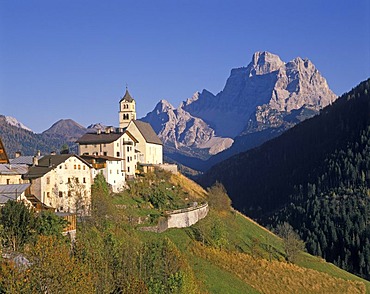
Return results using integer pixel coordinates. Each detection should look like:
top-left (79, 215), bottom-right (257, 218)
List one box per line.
top-left (130, 173), bottom-right (369, 293)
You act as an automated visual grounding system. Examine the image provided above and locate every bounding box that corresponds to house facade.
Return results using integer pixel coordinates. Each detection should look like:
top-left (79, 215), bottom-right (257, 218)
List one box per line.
top-left (127, 120), bottom-right (163, 164)
top-left (24, 154), bottom-right (92, 215)
top-left (81, 154), bottom-right (126, 193)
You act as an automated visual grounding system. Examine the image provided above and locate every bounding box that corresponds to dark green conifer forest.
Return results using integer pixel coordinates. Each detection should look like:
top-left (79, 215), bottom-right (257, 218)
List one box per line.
top-left (200, 79), bottom-right (370, 279)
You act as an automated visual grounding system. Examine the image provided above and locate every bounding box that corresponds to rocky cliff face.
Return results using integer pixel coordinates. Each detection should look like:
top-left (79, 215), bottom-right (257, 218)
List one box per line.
top-left (141, 51), bottom-right (337, 169)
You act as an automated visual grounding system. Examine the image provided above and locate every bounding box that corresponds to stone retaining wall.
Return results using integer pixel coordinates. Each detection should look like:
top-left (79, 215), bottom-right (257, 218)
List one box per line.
top-left (140, 203), bottom-right (209, 233)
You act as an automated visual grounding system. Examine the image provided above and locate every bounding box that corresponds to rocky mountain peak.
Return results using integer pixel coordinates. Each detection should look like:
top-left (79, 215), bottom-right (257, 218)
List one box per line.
top-left (4, 116), bottom-right (33, 132)
top-left (142, 51), bottom-right (337, 170)
top-left (155, 100), bottom-right (175, 113)
top-left (249, 51), bottom-right (285, 75)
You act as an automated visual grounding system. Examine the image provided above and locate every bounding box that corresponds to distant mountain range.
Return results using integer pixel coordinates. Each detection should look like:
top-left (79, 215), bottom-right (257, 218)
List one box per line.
top-left (0, 116), bottom-right (87, 157)
top-left (142, 51), bottom-right (337, 171)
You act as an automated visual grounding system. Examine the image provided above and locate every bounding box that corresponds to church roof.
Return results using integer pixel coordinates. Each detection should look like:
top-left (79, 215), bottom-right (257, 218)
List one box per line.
top-left (132, 120), bottom-right (163, 145)
top-left (119, 89), bottom-right (134, 103)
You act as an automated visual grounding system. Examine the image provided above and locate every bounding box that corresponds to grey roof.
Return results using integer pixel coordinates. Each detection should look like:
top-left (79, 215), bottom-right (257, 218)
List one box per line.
top-left (119, 89), bottom-right (134, 103)
top-left (24, 154), bottom-right (90, 179)
top-left (0, 164), bottom-right (29, 175)
top-left (76, 132), bottom-right (124, 144)
top-left (0, 183), bottom-right (31, 204)
top-left (133, 120), bottom-right (163, 145)
top-left (10, 156), bottom-right (42, 165)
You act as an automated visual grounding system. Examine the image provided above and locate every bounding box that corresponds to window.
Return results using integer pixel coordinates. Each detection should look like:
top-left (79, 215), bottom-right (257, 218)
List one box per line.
top-left (83, 177), bottom-right (86, 183)
top-left (127, 157), bottom-right (130, 162)
top-left (78, 165), bottom-right (81, 170)
top-left (130, 156), bottom-right (132, 161)
top-left (103, 152), bottom-right (107, 156)
top-left (74, 165), bottom-right (76, 169)
top-left (68, 191), bottom-right (72, 197)
top-left (83, 166), bottom-right (86, 170)
top-left (60, 206), bottom-right (63, 211)
top-left (65, 165), bottom-right (68, 169)
top-left (127, 146), bottom-right (129, 152)
top-left (117, 170), bottom-right (119, 174)
top-left (68, 178), bottom-right (71, 184)
top-left (85, 145), bottom-right (87, 148)
top-left (59, 191), bottom-right (63, 198)
top-left (47, 192), bottom-right (50, 198)
top-left (59, 165), bottom-right (62, 169)
top-left (130, 147), bottom-right (132, 151)
top-left (6, 179), bottom-right (10, 185)
top-left (76, 178), bottom-right (79, 183)
top-left (128, 167), bottom-right (130, 173)
top-left (46, 177), bottom-right (50, 184)
top-left (117, 152), bottom-right (120, 157)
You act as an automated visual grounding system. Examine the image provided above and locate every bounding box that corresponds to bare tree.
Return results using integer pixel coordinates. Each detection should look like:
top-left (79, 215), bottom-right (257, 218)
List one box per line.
top-left (276, 222), bottom-right (305, 263)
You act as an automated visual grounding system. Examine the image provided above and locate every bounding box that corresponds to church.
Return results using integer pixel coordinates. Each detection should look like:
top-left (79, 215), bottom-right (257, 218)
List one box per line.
top-left (76, 89), bottom-right (163, 192)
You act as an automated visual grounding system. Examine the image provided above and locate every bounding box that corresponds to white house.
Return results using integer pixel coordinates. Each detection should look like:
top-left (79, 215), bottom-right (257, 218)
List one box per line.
top-left (81, 154), bottom-right (126, 193)
top-left (24, 154), bottom-right (92, 215)
top-left (77, 128), bottom-right (138, 178)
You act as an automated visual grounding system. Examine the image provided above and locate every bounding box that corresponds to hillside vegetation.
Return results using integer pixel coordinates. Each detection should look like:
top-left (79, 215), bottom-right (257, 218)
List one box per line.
top-left (200, 79), bottom-right (370, 279)
top-left (0, 115), bottom-right (79, 157)
top-left (1, 170), bottom-right (369, 293)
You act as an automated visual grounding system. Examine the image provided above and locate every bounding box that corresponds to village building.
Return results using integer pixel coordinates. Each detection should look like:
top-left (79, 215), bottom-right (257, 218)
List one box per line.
top-left (76, 88), bottom-right (163, 190)
top-left (23, 154), bottom-right (92, 215)
top-left (127, 120), bottom-right (163, 164)
top-left (0, 138), bottom-right (9, 164)
top-left (80, 154), bottom-right (126, 193)
top-left (0, 164), bottom-right (29, 185)
top-left (0, 183), bottom-right (32, 206)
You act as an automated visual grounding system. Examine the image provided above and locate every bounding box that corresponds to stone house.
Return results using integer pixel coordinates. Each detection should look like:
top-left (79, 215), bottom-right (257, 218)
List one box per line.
top-left (77, 128), bottom-right (138, 178)
top-left (23, 154), bottom-right (92, 215)
top-left (81, 154), bottom-right (126, 193)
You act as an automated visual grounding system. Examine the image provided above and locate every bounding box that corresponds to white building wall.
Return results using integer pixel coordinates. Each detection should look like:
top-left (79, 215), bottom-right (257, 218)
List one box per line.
top-left (30, 156), bottom-right (92, 214)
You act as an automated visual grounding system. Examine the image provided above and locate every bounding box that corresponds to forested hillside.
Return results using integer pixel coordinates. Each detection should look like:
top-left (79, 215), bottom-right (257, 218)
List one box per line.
top-left (200, 79), bottom-right (370, 279)
top-left (0, 115), bottom-right (78, 156)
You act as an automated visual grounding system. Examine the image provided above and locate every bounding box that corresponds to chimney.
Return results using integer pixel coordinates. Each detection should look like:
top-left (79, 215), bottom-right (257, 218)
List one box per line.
top-left (105, 127), bottom-right (111, 134)
top-left (50, 151), bottom-right (56, 155)
top-left (97, 129), bottom-right (101, 135)
top-left (15, 151), bottom-right (21, 158)
top-left (32, 156), bottom-right (38, 166)
top-left (36, 150), bottom-right (41, 157)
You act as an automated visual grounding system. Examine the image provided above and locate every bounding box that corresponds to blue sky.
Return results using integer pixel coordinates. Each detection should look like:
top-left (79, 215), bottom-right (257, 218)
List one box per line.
top-left (1, 0), bottom-right (369, 133)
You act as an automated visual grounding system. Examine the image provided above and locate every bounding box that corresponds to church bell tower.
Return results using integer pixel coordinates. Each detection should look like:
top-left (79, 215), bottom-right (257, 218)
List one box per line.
top-left (119, 87), bottom-right (136, 128)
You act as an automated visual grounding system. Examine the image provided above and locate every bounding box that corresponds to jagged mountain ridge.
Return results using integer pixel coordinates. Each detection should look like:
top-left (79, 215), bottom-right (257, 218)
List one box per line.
top-left (4, 116), bottom-right (33, 132)
top-left (141, 51), bottom-right (337, 170)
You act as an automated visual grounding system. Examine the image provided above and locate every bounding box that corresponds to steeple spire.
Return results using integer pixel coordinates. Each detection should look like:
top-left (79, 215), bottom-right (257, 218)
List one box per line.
top-left (119, 87), bottom-right (136, 128)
